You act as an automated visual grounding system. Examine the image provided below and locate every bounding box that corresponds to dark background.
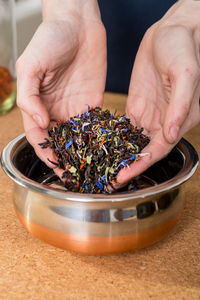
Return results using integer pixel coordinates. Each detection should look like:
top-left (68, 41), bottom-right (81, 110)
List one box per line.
top-left (98, 0), bottom-right (177, 93)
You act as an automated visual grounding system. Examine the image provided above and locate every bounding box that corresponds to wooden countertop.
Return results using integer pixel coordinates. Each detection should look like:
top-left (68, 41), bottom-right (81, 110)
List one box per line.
top-left (0, 93), bottom-right (200, 300)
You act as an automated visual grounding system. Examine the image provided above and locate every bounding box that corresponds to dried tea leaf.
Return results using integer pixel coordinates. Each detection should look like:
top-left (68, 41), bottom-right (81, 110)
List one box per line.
top-left (39, 107), bottom-right (150, 193)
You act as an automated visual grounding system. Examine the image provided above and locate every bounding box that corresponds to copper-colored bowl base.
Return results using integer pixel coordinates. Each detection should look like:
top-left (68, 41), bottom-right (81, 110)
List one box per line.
top-left (16, 208), bottom-right (182, 255)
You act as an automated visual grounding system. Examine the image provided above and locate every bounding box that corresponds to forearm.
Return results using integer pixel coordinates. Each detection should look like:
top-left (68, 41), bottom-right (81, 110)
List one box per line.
top-left (42, 0), bottom-right (101, 22)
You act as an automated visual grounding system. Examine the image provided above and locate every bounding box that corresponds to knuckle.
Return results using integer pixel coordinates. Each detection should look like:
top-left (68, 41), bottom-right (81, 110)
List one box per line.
top-left (178, 64), bottom-right (200, 79)
top-left (171, 62), bottom-right (200, 81)
top-left (16, 54), bottom-right (35, 76)
top-left (15, 56), bottom-right (22, 71)
top-left (15, 56), bottom-right (25, 76)
top-left (184, 65), bottom-right (200, 79)
top-left (16, 96), bottom-right (23, 109)
top-left (143, 23), bottom-right (157, 40)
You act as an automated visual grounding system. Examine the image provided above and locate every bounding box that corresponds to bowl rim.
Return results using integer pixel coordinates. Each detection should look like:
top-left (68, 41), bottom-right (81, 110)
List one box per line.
top-left (1, 133), bottom-right (199, 203)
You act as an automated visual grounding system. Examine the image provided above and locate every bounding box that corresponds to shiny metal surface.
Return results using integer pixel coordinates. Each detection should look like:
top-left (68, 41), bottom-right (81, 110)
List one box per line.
top-left (1, 133), bottom-right (199, 254)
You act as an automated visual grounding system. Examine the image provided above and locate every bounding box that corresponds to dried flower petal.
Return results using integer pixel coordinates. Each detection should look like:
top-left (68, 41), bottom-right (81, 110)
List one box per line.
top-left (39, 107), bottom-right (150, 193)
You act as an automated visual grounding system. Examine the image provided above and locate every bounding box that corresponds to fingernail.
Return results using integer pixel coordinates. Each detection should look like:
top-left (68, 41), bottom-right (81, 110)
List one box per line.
top-left (47, 158), bottom-right (58, 169)
top-left (169, 125), bottom-right (179, 143)
top-left (106, 181), bottom-right (127, 192)
top-left (33, 114), bottom-right (45, 128)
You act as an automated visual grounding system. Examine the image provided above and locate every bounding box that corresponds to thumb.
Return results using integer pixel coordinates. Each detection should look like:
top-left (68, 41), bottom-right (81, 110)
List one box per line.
top-left (16, 61), bottom-right (50, 129)
top-left (164, 66), bottom-right (200, 143)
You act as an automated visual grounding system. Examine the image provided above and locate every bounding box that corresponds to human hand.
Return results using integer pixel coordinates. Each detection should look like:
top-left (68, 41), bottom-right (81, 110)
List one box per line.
top-left (16, 0), bottom-right (106, 176)
top-left (117, 0), bottom-right (200, 185)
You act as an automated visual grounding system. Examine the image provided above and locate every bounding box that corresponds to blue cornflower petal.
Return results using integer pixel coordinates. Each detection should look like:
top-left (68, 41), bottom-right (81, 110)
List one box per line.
top-left (117, 161), bottom-right (128, 168)
top-left (100, 128), bottom-right (111, 134)
top-left (65, 140), bottom-right (73, 149)
top-left (69, 120), bottom-right (78, 126)
top-left (95, 177), bottom-right (104, 190)
top-left (82, 184), bottom-right (89, 191)
top-left (96, 182), bottom-right (104, 190)
top-left (127, 154), bottom-right (136, 161)
top-left (128, 186), bottom-right (137, 192)
top-left (83, 111), bottom-right (89, 118)
top-left (101, 175), bottom-right (106, 183)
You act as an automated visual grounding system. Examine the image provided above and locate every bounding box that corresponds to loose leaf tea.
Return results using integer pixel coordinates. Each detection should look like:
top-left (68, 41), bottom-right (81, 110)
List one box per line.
top-left (39, 107), bottom-right (150, 193)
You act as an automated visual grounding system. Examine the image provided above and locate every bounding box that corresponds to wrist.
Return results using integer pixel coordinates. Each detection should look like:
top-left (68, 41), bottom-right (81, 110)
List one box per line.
top-left (161, 0), bottom-right (200, 30)
top-left (42, 0), bottom-right (101, 23)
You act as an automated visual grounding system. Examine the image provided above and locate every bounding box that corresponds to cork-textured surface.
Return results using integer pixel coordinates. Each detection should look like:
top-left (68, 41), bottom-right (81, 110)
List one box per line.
top-left (0, 93), bottom-right (200, 300)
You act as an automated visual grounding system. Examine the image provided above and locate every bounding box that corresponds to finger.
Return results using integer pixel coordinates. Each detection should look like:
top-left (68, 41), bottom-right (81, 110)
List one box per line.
top-left (22, 112), bottom-right (67, 180)
top-left (176, 89), bottom-right (200, 139)
top-left (22, 111), bottom-right (58, 167)
top-left (116, 132), bottom-right (174, 185)
top-left (164, 65), bottom-right (200, 144)
top-left (16, 57), bottom-right (50, 129)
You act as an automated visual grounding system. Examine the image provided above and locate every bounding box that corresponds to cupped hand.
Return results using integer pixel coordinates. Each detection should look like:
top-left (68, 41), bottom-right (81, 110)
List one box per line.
top-left (117, 0), bottom-right (200, 184)
top-left (16, 14), bottom-right (106, 176)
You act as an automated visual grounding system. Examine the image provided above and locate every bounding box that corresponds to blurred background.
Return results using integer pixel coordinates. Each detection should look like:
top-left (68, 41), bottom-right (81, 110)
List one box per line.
top-left (0, 0), bottom-right (42, 115)
top-left (16, 0), bottom-right (42, 56)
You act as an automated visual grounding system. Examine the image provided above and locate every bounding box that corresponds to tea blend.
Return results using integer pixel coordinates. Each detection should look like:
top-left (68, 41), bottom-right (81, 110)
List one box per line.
top-left (39, 107), bottom-right (150, 193)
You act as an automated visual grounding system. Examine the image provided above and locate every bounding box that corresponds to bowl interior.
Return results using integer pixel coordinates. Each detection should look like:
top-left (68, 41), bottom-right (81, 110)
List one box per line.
top-left (12, 140), bottom-right (185, 193)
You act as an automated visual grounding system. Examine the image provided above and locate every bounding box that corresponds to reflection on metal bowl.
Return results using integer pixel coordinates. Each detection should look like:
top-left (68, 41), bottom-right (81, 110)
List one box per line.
top-left (1, 134), bottom-right (199, 254)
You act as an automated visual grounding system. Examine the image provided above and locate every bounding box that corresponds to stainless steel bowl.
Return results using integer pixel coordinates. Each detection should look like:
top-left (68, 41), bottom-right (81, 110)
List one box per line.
top-left (1, 133), bottom-right (199, 254)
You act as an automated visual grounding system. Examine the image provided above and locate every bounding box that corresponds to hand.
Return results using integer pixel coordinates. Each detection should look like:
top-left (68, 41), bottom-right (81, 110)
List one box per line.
top-left (16, 1), bottom-right (106, 176)
top-left (117, 0), bottom-right (200, 184)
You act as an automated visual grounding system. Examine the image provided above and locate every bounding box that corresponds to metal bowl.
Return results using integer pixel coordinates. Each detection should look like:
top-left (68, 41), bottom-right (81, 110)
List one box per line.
top-left (1, 133), bottom-right (199, 254)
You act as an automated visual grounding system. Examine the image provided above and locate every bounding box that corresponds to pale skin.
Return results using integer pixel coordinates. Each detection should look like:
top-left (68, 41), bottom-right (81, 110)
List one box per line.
top-left (17, 0), bottom-right (107, 177)
top-left (16, 0), bottom-right (200, 186)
